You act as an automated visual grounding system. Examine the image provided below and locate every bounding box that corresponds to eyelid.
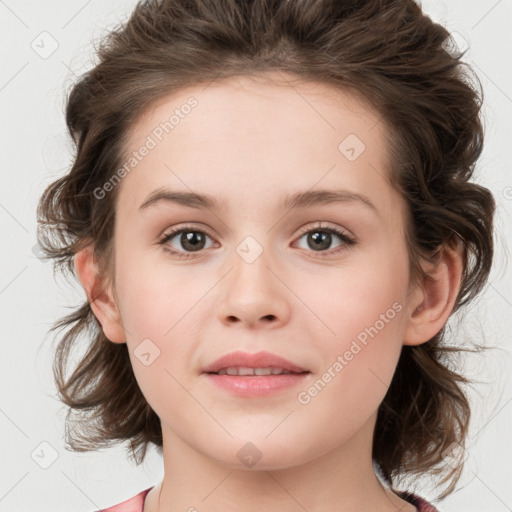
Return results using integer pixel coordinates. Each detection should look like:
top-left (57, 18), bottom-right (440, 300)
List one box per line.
top-left (295, 221), bottom-right (354, 240)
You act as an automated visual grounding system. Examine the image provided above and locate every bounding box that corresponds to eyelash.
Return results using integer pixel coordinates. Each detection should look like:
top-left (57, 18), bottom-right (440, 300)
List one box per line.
top-left (158, 223), bottom-right (357, 260)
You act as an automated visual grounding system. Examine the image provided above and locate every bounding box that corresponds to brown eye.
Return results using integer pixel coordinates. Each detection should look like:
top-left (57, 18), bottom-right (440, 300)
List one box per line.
top-left (295, 225), bottom-right (356, 255)
top-left (159, 225), bottom-right (215, 259)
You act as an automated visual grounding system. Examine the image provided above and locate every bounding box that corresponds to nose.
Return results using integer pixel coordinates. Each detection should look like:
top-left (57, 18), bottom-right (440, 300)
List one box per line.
top-left (217, 248), bottom-right (291, 329)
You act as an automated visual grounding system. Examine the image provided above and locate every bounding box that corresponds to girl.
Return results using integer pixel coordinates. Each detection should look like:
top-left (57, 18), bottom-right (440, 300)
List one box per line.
top-left (37, 0), bottom-right (496, 510)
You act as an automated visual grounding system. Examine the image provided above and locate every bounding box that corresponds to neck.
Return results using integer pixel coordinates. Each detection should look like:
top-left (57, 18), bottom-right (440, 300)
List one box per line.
top-left (144, 415), bottom-right (416, 512)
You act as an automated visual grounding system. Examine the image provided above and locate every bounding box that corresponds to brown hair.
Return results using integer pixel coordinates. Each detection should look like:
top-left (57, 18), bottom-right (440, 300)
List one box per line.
top-left (37, 0), bottom-right (495, 500)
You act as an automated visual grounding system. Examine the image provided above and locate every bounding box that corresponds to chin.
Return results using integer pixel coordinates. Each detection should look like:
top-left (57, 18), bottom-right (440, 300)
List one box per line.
top-left (204, 436), bottom-right (313, 472)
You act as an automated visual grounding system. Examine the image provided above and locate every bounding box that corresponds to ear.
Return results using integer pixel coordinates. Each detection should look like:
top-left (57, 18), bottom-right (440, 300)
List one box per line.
top-left (403, 240), bottom-right (464, 346)
top-left (74, 246), bottom-right (126, 344)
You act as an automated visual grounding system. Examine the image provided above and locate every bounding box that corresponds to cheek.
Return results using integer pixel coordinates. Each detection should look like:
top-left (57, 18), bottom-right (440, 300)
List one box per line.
top-left (115, 261), bottom-right (209, 408)
top-left (294, 298), bottom-right (406, 446)
top-left (293, 348), bottom-right (398, 460)
top-left (115, 253), bottom-right (208, 338)
top-left (290, 254), bottom-right (408, 344)
top-left (294, 252), bottom-right (408, 400)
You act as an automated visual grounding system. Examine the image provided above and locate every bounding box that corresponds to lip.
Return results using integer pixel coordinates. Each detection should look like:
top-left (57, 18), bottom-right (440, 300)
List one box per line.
top-left (201, 350), bottom-right (310, 397)
top-left (204, 373), bottom-right (309, 396)
top-left (201, 350), bottom-right (308, 374)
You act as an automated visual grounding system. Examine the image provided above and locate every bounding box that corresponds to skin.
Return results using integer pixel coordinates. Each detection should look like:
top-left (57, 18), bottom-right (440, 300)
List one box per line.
top-left (75, 72), bottom-right (463, 512)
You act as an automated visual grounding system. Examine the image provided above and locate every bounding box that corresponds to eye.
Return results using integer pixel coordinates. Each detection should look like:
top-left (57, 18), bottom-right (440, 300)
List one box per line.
top-left (158, 224), bottom-right (216, 259)
top-left (294, 223), bottom-right (356, 256)
top-left (158, 222), bottom-right (356, 260)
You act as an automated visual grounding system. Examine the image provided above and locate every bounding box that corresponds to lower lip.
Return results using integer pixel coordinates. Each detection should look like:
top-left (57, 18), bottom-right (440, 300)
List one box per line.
top-left (203, 372), bottom-right (309, 397)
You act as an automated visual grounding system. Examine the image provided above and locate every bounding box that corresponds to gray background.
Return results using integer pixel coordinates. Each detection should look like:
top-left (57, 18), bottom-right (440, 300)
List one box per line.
top-left (1, 0), bottom-right (511, 510)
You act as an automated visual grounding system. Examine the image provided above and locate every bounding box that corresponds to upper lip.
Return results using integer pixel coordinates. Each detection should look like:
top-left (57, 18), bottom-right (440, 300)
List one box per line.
top-left (202, 351), bottom-right (309, 374)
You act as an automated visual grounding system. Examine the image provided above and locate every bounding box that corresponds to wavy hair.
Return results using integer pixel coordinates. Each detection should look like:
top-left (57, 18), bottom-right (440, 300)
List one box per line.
top-left (37, 0), bottom-right (495, 500)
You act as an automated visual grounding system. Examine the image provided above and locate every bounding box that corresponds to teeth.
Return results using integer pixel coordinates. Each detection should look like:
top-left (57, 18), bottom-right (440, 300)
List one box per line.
top-left (216, 367), bottom-right (294, 376)
top-left (256, 368), bottom-right (273, 376)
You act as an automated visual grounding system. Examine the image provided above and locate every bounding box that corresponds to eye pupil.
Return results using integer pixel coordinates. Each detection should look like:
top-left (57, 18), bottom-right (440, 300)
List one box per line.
top-left (308, 231), bottom-right (331, 251)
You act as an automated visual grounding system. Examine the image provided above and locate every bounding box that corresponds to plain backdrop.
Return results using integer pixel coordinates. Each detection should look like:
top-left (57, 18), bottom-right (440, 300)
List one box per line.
top-left (1, 0), bottom-right (511, 511)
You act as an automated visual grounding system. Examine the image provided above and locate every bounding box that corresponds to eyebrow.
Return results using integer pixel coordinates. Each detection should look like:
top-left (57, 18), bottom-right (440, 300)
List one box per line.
top-left (138, 187), bottom-right (379, 216)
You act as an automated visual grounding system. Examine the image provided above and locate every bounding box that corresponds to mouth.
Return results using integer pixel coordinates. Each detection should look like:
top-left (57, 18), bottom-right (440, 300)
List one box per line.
top-left (201, 351), bottom-right (310, 396)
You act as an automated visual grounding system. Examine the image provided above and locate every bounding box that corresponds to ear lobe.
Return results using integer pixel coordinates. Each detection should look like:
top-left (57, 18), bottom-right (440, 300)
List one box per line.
top-left (403, 242), bottom-right (463, 346)
top-left (73, 246), bottom-right (126, 344)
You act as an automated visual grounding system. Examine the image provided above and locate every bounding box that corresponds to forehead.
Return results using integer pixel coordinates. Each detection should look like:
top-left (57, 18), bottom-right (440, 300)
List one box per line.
top-left (118, 72), bottom-right (399, 220)
top-left (126, 72), bottom-right (384, 150)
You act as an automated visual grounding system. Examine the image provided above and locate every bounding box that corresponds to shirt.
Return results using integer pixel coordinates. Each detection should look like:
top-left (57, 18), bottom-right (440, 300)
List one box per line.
top-left (96, 487), bottom-right (439, 511)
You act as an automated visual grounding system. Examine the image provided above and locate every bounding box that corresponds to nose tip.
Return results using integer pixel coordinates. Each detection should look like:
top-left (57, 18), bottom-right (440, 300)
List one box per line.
top-left (217, 256), bottom-right (291, 329)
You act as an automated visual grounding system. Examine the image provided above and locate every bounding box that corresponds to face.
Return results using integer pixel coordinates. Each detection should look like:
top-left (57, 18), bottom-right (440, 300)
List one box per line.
top-left (110, 72), bottom-right (414, 469)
